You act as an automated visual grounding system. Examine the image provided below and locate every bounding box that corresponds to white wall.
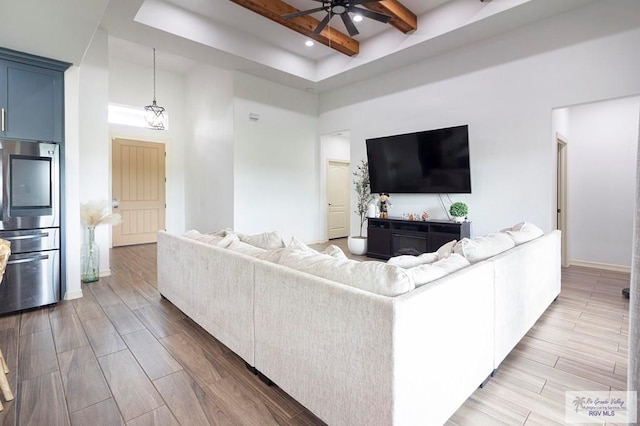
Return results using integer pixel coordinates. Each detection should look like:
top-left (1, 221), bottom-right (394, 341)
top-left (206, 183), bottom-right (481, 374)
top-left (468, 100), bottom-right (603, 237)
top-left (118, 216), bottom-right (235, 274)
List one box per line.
top-left (183, 64), bottom-right (234, 232)
top-left (108, 55), bottom-right (186, 234)
top-left (79, 28), bottom-right (111, 276)
top-left (233, 73), bottom-right (320, 243)
top-left (318, 2), bottom-right (640, 239)
top-left (64, 66), bottom-right (82, 299)
top-left (566, 96), bottom-right (640, 269)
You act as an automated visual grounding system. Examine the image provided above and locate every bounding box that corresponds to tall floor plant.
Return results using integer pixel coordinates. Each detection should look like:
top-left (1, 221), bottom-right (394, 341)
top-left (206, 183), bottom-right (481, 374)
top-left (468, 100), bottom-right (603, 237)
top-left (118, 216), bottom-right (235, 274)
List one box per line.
top-left (353, 159), bottom-right (374, 238)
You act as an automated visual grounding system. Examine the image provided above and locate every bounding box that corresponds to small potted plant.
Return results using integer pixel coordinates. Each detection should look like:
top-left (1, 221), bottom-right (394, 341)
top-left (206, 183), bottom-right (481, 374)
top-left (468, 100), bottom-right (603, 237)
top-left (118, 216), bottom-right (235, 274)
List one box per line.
top-left (348, 160), bottom-right (374, 255)
top-left (449, 202), bottom-right (468, 223)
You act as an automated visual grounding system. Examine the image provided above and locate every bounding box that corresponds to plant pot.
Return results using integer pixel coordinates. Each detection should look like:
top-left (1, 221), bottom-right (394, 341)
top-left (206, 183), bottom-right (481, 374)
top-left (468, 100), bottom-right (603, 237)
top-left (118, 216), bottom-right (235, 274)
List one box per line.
top-left (348, 236), bottom-right (368, 256)
top-left (453, 216), bottom-right (465, 223)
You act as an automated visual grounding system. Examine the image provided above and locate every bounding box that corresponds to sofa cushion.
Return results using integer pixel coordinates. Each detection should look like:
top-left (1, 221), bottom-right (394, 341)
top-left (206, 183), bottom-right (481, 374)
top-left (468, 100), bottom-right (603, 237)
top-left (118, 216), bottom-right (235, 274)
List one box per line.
top-left (237, 231), bottom-right (285, 250)
top-left (432, 253), bottom-right (471, 273)
top-left (288, 236), bottom-right (318, 253)
top-left (183, 230), bottom-right (237, 248)
top-left (227, 240), bottom-right (267, 257)
top-left (255, 248), bottom-right (287, 263)
top-left (278, 249), bottom-right (415, 297)
top-left (437, 239), bottom-right (457, 259)
top-left (323, 245), bottom-right (348, 259)
top-left (387, 252), bottom-right (438, 268)
top-left (453, 233), bottom-right (515, 264)
top-left (405, 263), bottom-right (448, 287)
top-left (501, 222), bottom-right (544, 245)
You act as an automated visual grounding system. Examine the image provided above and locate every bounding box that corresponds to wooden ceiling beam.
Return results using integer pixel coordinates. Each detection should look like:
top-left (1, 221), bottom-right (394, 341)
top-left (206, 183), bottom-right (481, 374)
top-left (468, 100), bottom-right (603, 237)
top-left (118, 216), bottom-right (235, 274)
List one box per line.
top-left (229, 0), bottom-right (360, 57)
top-left (364, 0), bottom-right (418, 34)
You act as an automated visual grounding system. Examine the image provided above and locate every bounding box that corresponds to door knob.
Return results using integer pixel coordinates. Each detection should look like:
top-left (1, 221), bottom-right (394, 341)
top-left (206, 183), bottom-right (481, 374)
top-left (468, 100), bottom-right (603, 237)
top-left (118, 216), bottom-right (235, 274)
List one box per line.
top-left (112, 198), bottom-right (120, 209)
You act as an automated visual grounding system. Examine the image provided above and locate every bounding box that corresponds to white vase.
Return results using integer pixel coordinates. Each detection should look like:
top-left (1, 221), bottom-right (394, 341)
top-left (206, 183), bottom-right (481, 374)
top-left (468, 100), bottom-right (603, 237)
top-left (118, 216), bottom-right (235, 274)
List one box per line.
top-left (453, 216), bottom-right (465, 223)
top-left (348, 236), bottom-right (368, 255)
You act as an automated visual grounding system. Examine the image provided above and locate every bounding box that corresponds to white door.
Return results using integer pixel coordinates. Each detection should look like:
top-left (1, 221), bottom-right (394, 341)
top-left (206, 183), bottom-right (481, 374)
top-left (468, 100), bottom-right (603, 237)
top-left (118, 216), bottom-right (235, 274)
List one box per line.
top-left (112, 138), bottom-right (166, 246)
top-left (557, 134), bottom-right (568, 267)
top-left (327, 161), bottom-right (350, 239)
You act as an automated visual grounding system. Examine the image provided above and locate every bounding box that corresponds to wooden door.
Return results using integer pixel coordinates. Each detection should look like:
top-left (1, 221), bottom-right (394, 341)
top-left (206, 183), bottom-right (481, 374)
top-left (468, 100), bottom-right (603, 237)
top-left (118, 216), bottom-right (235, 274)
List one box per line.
top-left (112, 138), bottom-right (166, 246)
top-left (327, 161), bottom-right (350, 239)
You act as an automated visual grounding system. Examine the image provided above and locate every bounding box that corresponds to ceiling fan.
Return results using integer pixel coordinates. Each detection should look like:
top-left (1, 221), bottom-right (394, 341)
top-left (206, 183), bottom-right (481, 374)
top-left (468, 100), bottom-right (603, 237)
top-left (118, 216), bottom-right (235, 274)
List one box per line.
top-left (283, 0), bottom-right (392, 37)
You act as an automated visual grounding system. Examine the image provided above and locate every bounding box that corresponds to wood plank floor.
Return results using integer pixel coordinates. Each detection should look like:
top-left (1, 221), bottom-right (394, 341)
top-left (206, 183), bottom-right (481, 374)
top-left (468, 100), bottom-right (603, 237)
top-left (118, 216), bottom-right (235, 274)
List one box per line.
top-left (0, 239), bottom-right (630, 425)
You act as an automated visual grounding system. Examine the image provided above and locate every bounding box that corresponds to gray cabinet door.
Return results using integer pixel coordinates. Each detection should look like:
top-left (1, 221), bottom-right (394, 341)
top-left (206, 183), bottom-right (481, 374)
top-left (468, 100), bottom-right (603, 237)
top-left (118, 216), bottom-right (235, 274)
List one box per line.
top-left (0, 60), bottom-right (63, 142)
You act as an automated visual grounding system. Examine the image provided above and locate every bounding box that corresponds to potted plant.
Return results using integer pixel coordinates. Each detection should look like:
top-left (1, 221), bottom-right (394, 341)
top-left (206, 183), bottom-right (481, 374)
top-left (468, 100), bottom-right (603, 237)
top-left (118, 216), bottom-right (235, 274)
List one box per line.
top-left (449, 202), bottom-right (468, 223)
top-left (348, 160), bottom-right (374, 255)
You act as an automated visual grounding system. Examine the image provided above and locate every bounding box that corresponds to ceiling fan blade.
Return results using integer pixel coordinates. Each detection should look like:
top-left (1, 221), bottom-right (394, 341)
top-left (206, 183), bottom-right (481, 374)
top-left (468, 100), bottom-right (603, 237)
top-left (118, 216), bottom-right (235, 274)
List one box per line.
top-left (340, 12), bottom-right (359, 37)
top-left (351, 6), bottom-right (392, 23)
top-left (313, 12), bottom-right (334, 35)
top-left (283, 7), bottom-right (326, 20)
top-left (351, 0), bottom-right (379, 5)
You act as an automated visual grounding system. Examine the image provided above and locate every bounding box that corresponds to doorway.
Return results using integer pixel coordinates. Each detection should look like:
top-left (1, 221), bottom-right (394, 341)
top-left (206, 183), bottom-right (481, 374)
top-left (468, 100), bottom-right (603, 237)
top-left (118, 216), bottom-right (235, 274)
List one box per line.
top-left (327, 160), bottom-right (350, 239)
top-left (556, 134), bottom-right (568, 267)
top-left (111, 138), bottom-right (166, 246)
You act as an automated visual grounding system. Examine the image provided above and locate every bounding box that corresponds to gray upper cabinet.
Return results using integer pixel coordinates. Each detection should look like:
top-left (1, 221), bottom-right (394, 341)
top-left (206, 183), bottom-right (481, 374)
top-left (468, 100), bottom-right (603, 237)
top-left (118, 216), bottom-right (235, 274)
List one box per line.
top-left (0, 49), bottom-right (69, 143)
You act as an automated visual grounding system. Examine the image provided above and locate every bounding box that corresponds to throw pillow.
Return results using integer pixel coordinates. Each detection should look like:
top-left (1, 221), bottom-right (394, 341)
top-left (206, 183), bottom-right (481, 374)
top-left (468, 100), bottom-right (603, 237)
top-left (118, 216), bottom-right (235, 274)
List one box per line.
top-left (237, 231), bottom-right (285, 250)
top-left (405, 263), bottom-right (448, 287)
top-left (501, 222), bottom-right (544, 245)
top-left (183, 230), bottom-right (224, 245)
top-left (431, 253), bottom-right (470, 273)
top-left (323, 245), bottom-right (348, 259)
top-left (436, 239), bottom-right (457, 259)
top-left (387, 252), bottom-right (438, 268)
top-left (254, 247), bottom-right (287, 263)
top-left (453, 233), bottom-right (515, 264)
top-left (278, 250), bottom-right (415, 297)
top-left (288, 236), bottom-right (319, 254)
top-left (227, 240), bottom-right (267, 257)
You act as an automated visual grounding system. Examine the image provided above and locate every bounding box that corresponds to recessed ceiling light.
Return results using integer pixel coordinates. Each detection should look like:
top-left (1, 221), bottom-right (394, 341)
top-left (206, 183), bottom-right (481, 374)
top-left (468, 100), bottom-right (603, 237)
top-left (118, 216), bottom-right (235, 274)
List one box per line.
top-left (305, 40), bottom-right (314, 47)
top-left (353, 14), bottom-right (363, 22)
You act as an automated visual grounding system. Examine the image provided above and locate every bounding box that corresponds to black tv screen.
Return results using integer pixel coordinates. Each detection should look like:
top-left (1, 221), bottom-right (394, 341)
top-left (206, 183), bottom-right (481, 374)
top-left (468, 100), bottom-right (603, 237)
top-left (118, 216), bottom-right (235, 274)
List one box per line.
top-left (366, 125), bottom-right (471, 194)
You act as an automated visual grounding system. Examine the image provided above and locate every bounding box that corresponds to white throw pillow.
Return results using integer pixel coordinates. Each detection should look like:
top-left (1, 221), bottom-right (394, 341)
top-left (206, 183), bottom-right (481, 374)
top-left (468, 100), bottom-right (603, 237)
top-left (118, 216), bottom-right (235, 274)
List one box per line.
top-left (183, 230), bottom-right (231, 247)
top-left (237, 231), bottom-right (285, 250)
top-left (323, 245), bottom-right (348, 259)
top-left (227, 240), bottom-right (267, 257)
top-left (288, 236), bottom-right (319, 254)
top-left (405, 263), bottom-right (448, 287)
top-left (209, 228), bottom-right (233, 237)
top-left (501, 222), bottom-right (544, 245)
top-left (278, 250), bottom-right (415, 297)
top-left (387, 252), bottom-right (438, 268)
top-left (254, 248), bottom-right (287, 263)
top-left (436, 240), bottom-right (457, 259)
top-left (453, 233), bottom-right (515, 264)
top-left (431, 253), bottom-right (470, 273)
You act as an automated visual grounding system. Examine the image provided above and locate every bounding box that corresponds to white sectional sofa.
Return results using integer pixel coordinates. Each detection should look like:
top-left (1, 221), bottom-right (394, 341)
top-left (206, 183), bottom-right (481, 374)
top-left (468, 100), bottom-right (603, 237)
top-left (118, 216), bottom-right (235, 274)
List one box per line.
top-left (157, 228), bottom-right (561, 426)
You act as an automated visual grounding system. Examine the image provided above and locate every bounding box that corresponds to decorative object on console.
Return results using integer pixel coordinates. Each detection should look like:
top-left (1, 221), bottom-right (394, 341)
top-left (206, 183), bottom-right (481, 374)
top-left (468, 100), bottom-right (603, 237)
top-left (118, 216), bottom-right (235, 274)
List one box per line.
top-left (449, 202), bottom-right (468, 223)
top-left (348, 159), bottom-right (374, 255)
top-left (144, 48), bottom-right (166, 130)
top-left (378, 193), bottom-right (391, 219)
top-left (80, 200), bottom-right (122, 283)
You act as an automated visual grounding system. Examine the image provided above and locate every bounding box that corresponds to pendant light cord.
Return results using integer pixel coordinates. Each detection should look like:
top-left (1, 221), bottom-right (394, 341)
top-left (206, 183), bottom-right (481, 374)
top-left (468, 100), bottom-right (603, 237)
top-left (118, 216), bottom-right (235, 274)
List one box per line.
top-left (153, 48), bottom-right (157, 103)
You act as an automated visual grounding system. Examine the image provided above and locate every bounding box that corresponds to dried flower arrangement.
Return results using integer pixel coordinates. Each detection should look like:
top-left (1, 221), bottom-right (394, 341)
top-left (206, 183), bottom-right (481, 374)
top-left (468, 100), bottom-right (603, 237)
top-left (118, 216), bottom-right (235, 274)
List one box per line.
top-left (80, 200), bottom-right (122, 227)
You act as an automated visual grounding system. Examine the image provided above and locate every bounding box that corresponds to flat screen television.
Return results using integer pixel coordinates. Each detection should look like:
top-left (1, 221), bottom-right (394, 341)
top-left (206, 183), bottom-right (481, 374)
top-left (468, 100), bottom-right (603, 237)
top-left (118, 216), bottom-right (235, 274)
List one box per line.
top-left (366, 125), bottom-right (471, 194)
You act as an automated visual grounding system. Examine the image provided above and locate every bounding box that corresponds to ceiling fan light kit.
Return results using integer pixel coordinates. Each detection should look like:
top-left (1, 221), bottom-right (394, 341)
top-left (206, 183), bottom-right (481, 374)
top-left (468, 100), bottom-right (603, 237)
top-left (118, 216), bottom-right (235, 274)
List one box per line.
top-left (283, 0), bottom-right (392, 37)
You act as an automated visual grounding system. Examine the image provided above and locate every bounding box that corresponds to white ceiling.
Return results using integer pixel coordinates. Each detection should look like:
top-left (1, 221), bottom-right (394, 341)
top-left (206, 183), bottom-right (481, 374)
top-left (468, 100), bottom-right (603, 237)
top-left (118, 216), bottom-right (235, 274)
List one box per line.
top-left (0, 0), bottom-right (601, 93)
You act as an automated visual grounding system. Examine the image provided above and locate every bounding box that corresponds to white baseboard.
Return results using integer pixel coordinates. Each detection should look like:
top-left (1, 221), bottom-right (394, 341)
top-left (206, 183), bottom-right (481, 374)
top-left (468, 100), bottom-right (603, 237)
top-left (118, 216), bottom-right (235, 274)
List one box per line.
top-left (569, 259), bottom-right (631, 273)
top-left (99, 269), bottom-right (111, 278)
top-left (64, 290), bottom-right (84, 300)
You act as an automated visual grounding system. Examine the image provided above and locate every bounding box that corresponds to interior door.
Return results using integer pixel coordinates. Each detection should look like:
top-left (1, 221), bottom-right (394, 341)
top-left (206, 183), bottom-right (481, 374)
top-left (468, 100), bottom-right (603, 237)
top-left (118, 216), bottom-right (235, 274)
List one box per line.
top-left (327, 160), bottom-right (350, 239)
top-left (112, 138), bottom-right (166, 246)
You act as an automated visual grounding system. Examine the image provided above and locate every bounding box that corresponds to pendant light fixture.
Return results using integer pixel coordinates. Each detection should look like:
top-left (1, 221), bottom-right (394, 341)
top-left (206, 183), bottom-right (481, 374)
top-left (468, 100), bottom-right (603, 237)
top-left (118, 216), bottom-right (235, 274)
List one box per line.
top-left (144, 48), bottom-right (166, 130)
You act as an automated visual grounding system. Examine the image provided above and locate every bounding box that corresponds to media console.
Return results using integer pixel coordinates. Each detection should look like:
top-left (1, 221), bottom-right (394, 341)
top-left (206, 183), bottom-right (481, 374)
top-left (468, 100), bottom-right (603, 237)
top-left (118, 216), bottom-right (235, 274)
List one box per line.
top-left (367, 217), bottom-right (471, 260)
